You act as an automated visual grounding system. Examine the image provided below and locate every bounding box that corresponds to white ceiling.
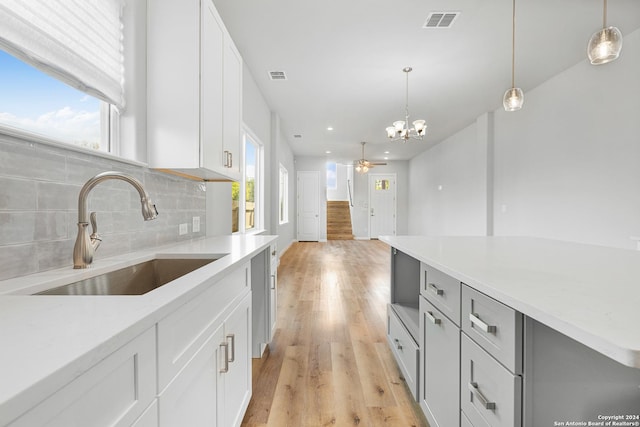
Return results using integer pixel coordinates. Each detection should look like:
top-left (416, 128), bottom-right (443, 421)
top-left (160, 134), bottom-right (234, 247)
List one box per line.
top-left (212, 0), bottom-right (640, 164)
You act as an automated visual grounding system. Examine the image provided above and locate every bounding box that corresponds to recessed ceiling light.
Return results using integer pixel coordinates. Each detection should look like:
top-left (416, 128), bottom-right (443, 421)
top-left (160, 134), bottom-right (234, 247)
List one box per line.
top-left (325, 150), bottom-right (331, 154)
top-left (384, 151), bottom-right (390, 154)
top-left (384, 157), bottom-right (389, 160)
top-left (327, 127), bottom-right (333, 131)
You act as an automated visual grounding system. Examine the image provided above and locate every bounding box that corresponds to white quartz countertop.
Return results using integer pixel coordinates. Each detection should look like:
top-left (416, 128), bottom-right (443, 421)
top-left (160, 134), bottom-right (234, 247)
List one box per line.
top-left (0, 234), bottom-right (277, 425)
top-left (380, 235), bottom-right (640, 369)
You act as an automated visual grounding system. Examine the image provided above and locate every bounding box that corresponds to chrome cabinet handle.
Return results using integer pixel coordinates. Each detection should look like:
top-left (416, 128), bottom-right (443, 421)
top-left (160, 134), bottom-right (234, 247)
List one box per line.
top-left (220, 342), bottom-right (229, 373)
top-left (469, 313), bottom-right (497, 333)
top-left (227, 333), bottom-right (235, 363)
top-left (468, 382), bottom-right (496, 410)
top-left (394, 338), bottom-right (403, 350)
top-left (271, 274), bottom-right (276, 290)
top-left (425, 311), bottom-right (441, 325)
top-left (428, 282), bottom-right (444, 296)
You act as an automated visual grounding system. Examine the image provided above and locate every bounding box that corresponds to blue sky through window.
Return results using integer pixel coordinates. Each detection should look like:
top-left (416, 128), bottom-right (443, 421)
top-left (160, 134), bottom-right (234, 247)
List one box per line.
top-left (0, 50), bottom-right (102, 148)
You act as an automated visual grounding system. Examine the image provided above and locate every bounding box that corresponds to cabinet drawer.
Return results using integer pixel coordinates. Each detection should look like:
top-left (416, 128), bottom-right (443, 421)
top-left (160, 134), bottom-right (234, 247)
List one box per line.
top-left (10, 327), bottom-right (156, 427)
top-left (421, 263), bottom-right (461, 326)
top-left (461, 285), bottom-right (522, 373)
top-left (420, 297), bottom-right (460, 427)
top-left (387, 305), bottom-right (419, 400)
top-left (461, 334), bottom-right (522, 427)
top-left (158, 262), bottom-right (250, 391)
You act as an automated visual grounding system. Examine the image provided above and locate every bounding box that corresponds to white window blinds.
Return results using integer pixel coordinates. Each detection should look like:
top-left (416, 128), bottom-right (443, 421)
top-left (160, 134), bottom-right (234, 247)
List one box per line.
top-left (0, 0), bottom-right (125, 109)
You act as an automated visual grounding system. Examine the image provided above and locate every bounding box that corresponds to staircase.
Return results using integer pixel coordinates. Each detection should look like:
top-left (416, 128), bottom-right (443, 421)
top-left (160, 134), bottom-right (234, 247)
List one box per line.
top-left (327, 201), bottom-right (354, 240)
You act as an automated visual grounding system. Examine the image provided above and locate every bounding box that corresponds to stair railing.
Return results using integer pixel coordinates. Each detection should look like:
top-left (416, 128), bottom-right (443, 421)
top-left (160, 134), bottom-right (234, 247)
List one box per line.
top-left (347, 179), bottom-right (354, 207)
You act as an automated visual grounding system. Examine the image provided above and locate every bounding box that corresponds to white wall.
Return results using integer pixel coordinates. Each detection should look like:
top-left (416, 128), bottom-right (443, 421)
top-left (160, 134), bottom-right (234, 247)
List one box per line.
top-left (408, 28), bottom-right (640, 250)
top-left (493, 28), bottom-right (640, 249)
top-left (408, 117), bottom-right (490, 236)
top-left (272, 114), bottom-right (296, 253)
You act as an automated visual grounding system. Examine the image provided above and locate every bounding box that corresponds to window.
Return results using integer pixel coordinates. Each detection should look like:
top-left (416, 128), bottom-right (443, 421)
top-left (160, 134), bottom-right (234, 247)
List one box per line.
top-left (327, 162), bottom-right (337, 190)
top-left (0, 1), bottom-right (124, 152)
top-left (232, 130), bottom-right (262, 233)
top-left (0, 51), bottom-right (109, 151)
top-left (279, 164), bottom-right (289, 224)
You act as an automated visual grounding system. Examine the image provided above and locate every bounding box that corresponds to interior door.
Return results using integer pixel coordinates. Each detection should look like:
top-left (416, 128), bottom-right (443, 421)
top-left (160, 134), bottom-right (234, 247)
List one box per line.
top-left (297, 171), bottom-right (320, 241)
top-left (369, 173), bottom-right (396, 239)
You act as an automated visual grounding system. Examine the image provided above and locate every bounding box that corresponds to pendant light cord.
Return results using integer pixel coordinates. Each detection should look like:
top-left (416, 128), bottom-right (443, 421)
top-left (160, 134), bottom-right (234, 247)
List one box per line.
top-left (511, 0), bottom-right (516, 88)
top-left (603, 0), bottom-right (607, 28)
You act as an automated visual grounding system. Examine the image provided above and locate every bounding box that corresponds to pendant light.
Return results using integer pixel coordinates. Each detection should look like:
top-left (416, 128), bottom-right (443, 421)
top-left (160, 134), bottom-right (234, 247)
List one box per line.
top-left (587, 0), bottom-right (623, 65)
top-left (503, 0), bottom-right (524, 112)
top-left (385, 67), bottom-right (427, 141)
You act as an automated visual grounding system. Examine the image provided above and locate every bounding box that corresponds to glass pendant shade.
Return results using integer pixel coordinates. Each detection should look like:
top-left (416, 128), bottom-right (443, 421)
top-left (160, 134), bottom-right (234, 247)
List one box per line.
top-left (588, 26), bottom-right (623, 65)
top-left (386, 126), bottom-right (396, 138)
top-left (393, 121), bottom-right (405, 132)
top-left (413, 120), bottom-right (426, 135)
top-left (503, 87), bottom-right (524, 111)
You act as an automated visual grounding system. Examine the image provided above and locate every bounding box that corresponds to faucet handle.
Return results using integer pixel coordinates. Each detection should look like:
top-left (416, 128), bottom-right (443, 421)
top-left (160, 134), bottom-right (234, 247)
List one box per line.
top-left (89, 212), bottom-right (102, 250)
top-left (90, 212), bottom-right (98, 234)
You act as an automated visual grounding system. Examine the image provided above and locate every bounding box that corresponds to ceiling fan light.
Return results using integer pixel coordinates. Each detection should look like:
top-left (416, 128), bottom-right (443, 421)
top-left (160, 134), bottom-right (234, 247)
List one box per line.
top-left (393, 121), bottom-right (405, 132)
top-left (413, 120), bottom-right (426, 134)
top-left (503, 87), bottom-right (524, 111)
top-left (588, 26), bottom-right (623, 65)
top-left (386, 126), bottom-right (397, 139)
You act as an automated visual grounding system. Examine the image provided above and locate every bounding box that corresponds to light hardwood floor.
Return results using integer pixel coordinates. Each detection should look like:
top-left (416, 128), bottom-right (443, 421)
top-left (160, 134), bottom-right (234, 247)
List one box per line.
top-left (242, 240), bottom-right (428, 427)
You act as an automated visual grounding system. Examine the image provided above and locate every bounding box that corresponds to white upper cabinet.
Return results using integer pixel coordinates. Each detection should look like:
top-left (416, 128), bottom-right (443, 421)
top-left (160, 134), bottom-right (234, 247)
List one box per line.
top-left (148, 0), bottom-right (242, 181)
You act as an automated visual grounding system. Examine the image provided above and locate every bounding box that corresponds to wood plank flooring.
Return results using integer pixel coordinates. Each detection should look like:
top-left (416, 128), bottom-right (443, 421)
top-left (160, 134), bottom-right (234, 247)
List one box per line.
top-left (242, 240), bottom-right (428, 427)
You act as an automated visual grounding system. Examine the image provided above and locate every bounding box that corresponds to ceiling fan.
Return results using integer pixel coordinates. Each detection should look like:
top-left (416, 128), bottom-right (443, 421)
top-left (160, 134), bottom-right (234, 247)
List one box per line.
top-left (354, 141), bottom-right (386, 173)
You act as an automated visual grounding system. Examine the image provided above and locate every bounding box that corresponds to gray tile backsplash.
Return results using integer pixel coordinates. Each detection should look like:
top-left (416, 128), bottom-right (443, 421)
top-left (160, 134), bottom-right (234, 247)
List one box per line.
top-left (0, 135), bottom-right (207, 281)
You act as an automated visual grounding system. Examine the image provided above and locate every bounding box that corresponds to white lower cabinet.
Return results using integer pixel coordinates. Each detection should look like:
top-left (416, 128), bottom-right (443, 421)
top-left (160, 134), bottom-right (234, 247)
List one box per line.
top-left (158, 293), bottom-right (251, 427)
top-left (157, 262), bottom-right (252, 427)
top-left (10, 327), bottom-right (156, 427)
top-left (159, 324), bottom-right (224, 426)
top-left (419, 296), bottom-right (460, 427)
top-left (220, 293), bottom-right (252, 427)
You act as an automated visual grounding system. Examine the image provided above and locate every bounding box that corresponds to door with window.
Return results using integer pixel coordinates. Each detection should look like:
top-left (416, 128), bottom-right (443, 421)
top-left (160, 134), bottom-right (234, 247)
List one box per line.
top-left (369, 174), bottom-right (396, 239)
top-left (297, 171), bottom-right (320, 241)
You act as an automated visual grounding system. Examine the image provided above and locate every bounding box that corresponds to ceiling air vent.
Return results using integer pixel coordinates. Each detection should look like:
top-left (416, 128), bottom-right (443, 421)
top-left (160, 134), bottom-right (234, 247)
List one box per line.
top-left (423, 11), bottom-right (459, 29)
top-left (293, 134), bottom-right (302, 139)
top-left (269, 71), bottom-right (287, 80)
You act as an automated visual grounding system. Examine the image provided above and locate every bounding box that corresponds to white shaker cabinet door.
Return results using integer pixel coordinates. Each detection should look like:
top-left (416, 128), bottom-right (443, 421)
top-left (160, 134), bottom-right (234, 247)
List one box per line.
top-left (159, 324), bottom-right (225, 427)
top-left (220, 293), bottom-right (252, 427)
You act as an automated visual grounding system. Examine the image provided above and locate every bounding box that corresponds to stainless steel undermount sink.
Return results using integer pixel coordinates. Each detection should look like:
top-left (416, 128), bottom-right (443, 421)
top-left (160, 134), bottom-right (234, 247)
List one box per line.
top-left (35, 257), bottom-right (224, 296)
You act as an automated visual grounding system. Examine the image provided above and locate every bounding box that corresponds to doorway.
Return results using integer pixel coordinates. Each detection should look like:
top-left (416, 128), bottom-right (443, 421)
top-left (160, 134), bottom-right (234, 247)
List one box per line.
top-left (297, 171), bottom-right (320, 241)
top-left (368, 173), bottom-right (396, 239)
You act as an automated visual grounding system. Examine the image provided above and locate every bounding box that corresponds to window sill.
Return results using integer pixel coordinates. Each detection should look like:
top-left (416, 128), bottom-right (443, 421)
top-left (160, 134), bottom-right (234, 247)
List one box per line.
top-left (0, 125), bottom-right (147, 168)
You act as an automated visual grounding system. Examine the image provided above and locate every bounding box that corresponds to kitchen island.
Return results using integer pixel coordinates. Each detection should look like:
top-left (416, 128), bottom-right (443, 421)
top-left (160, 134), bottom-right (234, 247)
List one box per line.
top-left (381, 235), bottom-right (640, 427)
top-left (0, 234), bottom-right (277, 427)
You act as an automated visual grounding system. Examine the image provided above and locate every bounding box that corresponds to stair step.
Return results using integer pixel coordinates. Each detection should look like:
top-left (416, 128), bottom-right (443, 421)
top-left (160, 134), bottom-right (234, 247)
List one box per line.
top-left (327, 200), bottom-right (353, 241)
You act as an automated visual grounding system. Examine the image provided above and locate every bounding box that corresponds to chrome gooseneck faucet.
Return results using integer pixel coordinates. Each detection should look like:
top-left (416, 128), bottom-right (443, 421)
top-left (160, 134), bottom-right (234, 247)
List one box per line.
top-left (73, 171), bottom-right (158, 269)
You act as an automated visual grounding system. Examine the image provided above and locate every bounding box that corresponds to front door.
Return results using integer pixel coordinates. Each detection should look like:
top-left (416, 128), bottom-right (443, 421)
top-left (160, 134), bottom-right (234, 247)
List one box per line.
top-left (297, 171), bottom-right (320, 241)
top-left (369, 173), bottom-right (396, 239)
